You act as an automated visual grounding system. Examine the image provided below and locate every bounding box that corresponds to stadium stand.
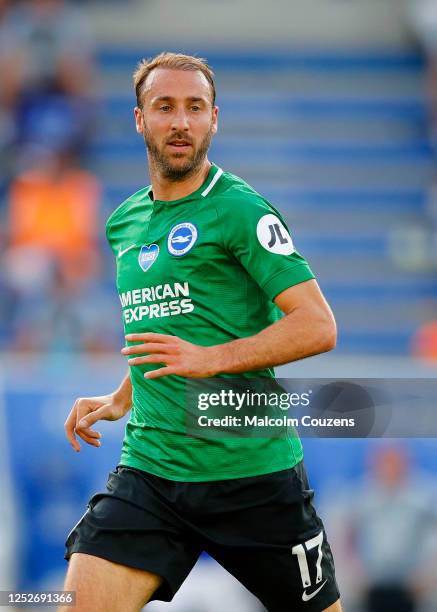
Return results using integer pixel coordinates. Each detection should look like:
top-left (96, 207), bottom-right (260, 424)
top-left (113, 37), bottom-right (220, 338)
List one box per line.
top-left (92, 48), bottom-right (436, 355)
top-left (2, 3), bottom-right (437, 607)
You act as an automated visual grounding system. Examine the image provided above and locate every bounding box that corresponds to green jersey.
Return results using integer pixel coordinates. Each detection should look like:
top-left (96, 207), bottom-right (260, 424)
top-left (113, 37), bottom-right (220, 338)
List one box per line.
top-left (106, 163), bottom-right (315, 481)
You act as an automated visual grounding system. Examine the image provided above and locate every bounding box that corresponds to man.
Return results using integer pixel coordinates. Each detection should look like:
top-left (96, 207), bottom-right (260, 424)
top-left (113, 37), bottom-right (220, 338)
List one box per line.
top-left (63, 52), bottom-right (342, 612)
top-left (327, 444), bottom-right (437, 612)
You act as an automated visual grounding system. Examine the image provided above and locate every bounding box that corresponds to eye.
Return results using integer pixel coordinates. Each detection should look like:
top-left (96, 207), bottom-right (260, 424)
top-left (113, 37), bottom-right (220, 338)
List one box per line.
top-left (159, 105), bottom-right (171, 112)
top-left (191, 105), bottom-right (201, 112)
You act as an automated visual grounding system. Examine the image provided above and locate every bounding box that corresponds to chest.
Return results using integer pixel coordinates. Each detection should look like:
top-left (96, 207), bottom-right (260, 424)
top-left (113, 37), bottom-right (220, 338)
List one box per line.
top-left (113, 201), bottom-right (227, 293)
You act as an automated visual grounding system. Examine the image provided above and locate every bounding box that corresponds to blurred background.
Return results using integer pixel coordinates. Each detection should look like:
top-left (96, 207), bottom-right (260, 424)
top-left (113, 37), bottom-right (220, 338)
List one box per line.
top-left (1, 0), bottom-right (437, 610)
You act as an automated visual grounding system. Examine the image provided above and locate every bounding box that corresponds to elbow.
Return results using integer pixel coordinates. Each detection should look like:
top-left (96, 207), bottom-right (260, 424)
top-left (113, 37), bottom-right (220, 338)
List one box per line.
top-left (307, 305), bottom-right (336, 355)
top-left (319, 317), bottom-right (337, 353)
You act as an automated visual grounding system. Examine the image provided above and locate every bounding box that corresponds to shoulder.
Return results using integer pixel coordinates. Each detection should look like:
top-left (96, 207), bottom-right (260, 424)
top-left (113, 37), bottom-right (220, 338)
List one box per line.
top-left (211, 170), bottom-right (278, 221)
top-left (105, 186), bottom-right (150, 233)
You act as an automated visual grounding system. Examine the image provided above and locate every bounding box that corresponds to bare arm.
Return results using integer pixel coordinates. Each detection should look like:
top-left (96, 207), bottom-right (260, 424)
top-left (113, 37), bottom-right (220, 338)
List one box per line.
top-left (212, 279), bottom-right (336, 373)
top-left (122, 279), bottom-right (336, 379)
top-left (66, 280), bottom-right (335, 449)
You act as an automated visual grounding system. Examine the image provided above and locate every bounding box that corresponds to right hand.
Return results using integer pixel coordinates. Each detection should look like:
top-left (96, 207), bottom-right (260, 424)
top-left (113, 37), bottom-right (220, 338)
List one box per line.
top-left (64, 393), bottom-right (131, 452)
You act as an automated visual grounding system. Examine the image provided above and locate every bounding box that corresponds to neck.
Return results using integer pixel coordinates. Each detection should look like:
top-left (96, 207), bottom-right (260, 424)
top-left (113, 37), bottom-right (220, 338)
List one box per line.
top-left (149, 157), bottom-right (212, 201)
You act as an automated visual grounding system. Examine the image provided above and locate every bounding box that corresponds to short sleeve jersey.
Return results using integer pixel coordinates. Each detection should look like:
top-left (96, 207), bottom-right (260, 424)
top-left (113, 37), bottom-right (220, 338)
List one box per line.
top-left (106, 163), bottom-right (315, 481)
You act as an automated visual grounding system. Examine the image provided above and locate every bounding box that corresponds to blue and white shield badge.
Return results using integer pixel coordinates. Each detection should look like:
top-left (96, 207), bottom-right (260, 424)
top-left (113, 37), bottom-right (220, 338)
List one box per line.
top-left (167, 222), bottom-right (198, 257)
top-left (138, 244), bottom-right (159, 272)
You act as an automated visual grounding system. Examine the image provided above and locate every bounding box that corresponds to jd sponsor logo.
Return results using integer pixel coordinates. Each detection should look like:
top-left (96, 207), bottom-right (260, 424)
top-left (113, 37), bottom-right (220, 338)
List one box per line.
top-left (168, 222), bottom-right (198, 256)
top-left (138, 244), bottom-right (159, 272)
top-left (256, 213), bottom-right (294, 255)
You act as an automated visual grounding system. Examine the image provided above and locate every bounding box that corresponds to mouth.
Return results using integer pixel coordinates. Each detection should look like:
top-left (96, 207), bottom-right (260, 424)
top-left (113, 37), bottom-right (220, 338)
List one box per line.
top-left (167, 140), bottom-right (192, 152)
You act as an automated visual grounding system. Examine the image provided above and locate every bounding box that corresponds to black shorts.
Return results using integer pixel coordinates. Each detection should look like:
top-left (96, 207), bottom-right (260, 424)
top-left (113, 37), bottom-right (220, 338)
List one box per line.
top-left (65, 462), bottom-right (340, 611)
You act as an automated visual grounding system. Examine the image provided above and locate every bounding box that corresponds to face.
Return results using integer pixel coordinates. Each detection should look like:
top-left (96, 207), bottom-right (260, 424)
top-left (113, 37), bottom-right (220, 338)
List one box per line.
top-left (134, 68), bottom-right (218, 181)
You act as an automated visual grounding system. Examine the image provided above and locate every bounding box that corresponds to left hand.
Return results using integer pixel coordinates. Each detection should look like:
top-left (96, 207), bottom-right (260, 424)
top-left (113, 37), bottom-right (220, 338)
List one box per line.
top-left (121, 333), bottom-right (220, 380)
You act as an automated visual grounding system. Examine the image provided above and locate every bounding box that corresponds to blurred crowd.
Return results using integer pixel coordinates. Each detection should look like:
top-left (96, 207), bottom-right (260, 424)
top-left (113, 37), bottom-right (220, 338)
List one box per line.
top-left (0, 3), bottom-right (436, 610)
top-left (0, 0), bottom-right (436, 359)
top-left (0, 0), bottom-right (120, 352)
top-left (324, 444), bottom-right (437, 612)
top-left (397, 0), bottom-right (437, 282)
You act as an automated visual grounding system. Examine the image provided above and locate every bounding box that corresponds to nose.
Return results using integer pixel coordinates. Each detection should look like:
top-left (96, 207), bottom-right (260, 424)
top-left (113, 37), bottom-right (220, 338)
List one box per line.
top-left (171, 107), bottom-right (190, 131)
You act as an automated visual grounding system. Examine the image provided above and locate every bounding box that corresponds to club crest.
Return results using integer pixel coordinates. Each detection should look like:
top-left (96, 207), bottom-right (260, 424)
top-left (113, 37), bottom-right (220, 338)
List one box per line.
top-left (167, 222), bottom-right (198, 256)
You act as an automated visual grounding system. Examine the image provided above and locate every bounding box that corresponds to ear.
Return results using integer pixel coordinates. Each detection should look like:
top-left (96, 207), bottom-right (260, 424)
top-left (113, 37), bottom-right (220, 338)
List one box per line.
top-left (134, 107), bottom-right (144, 134)
top-left (211, 105), bottom-right (219, 136)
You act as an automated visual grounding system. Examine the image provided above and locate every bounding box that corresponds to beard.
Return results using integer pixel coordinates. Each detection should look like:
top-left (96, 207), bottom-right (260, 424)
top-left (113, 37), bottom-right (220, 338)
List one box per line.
top-left (143, 123), bottom-right (213, 182)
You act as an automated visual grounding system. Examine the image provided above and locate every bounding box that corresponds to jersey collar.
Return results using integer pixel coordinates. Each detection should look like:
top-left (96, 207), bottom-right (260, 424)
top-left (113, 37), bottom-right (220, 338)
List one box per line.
top-left (201, 163), bottom-right (223, 198)
top-left (149, 163), bottom-right (223, 205)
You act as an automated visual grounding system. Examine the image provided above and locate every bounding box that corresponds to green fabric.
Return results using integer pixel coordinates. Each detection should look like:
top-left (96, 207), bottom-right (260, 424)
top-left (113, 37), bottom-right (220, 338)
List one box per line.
top-left (106, 163), bottom-right (314, 481)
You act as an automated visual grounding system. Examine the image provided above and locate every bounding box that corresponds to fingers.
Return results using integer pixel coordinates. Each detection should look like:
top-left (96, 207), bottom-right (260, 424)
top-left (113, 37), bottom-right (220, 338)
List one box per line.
top-left (65, 400), bottom-right (80, 452)
top-left (144, 366), bottom-right (176, 380)
top-left (121, 342), bottom-right (175, 356)
top-left (73, 419), bottom-right (101, 449)
top-left (65, 397), bottom-right (106, 452)
top-left (66, 424), bottom-right (80, 452)
top-left (123, 349), bottom-right (176, 378)
top-left (127, 354), bottom-right (169, 366)
top-left (77, 425), bottom-right (101, 439)
top-left (75, 429), bottom-right (101, 448)
top-left (67, 419), bottom-right (101, 450)
top-left (125, 333), bottom-right (176, 343)
top-left (78, 405), bottom-right (109, 429)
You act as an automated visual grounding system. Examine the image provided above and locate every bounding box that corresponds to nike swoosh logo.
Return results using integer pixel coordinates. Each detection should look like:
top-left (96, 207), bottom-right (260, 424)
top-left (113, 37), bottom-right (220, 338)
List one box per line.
top-left (118, 245), bottom-right (136, 258)
top-left (302, 579), bottom-right (327, 602)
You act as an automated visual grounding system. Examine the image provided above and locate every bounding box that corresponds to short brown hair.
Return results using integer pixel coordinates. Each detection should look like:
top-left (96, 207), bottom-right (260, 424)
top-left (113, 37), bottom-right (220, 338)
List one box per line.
top-left (133, 51), bottom-right (216, 108)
